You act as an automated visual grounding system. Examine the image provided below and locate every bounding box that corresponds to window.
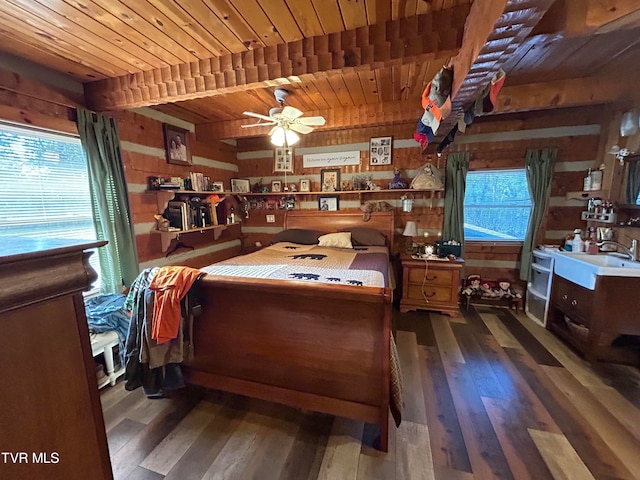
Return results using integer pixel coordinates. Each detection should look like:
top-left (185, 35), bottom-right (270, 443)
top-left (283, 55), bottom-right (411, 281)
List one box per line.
top-left (464, 169), bottom-right (532, 241)
top-left (0, 122), bottom-right (100, 290)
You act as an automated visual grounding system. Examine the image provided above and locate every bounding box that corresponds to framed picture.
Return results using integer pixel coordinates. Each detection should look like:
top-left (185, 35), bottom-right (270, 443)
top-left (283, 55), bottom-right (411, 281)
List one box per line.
top-left (210, 182), bottom-right (224, 193)
top-left (299, 179), bottom-right (310, 192)
top-left (369, 136), bottom-right (392, 165)
top-left (274, 147), bottom-right (293, 173)
top-left (163, 124), bottom-right (192, 166)
top-left (271, 180), bottom-right (282, 193)
top-left (320, 168), bottom-right (341, 192)
top-left (231, 178), bottom-right (250, 193)
top-left (318, 195), bottom-right (339, 211)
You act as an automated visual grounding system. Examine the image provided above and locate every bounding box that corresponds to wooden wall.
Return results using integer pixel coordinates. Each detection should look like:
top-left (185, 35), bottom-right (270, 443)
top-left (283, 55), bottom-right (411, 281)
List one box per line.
top-left (236, 104), bottom-right (609, 289)
top-left (3, 59), bottom-right (636, 289)
top-left (0, 64), bottom-right (244, 271)
top-left (110, 110), bottom-right (243, 268)
top-left (235, 123), bottom-right (442, 252)
top-left (448, 105), bottom-right (607, 287)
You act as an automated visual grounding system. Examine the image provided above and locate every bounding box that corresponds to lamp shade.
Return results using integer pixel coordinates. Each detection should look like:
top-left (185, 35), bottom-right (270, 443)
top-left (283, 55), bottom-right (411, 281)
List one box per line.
top-left (270, 127), bottom-right (300, 147)
top-left (403, 221), bottom-right (418, 237)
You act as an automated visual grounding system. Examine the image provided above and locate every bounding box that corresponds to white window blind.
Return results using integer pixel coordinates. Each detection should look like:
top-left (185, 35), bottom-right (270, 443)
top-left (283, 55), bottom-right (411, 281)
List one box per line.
top-left (464, 169), bottom-right (533, 241)
top-left (0, 122), bottom-right (101, 290)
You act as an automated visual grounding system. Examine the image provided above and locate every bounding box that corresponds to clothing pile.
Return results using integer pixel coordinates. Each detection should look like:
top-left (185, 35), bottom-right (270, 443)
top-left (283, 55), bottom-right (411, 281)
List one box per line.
top-left (123, 266), bottom-right (203, 398)
top-left (84, 293), bottom-right (130, 364)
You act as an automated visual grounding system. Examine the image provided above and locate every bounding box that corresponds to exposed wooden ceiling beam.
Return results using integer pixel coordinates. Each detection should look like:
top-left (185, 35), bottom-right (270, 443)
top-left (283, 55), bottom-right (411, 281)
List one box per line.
top-left (84, 5), bottom-right (469, 112)
top-left (448, 0), bottom-right (557, 118)
top-left (0, 68), bottom-right (84, 108)
top-left (493, 75), bottom-right (640, 113)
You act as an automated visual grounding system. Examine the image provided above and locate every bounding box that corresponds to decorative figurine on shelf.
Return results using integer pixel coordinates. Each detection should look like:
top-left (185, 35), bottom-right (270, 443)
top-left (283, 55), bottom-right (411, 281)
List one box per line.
top-left (410, 162), bottom-right (444, 189)
top-left (154, 214), bottom-right (170, 232)
top-left (252, 179), bottom-right (263, 193)
top-left (388, 168), bottom-right (408, 189)
top-left (366, 179), bottom-right (381, 190)
top-left (341, 180), bottom-right (352, 191)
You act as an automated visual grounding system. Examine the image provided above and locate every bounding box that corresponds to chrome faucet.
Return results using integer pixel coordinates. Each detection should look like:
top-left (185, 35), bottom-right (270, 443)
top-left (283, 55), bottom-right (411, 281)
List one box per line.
top-left (596, 239), bottom-right (638, 262)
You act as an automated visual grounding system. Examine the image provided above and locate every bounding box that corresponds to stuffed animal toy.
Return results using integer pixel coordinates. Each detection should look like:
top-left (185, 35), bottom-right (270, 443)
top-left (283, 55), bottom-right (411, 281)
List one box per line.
top-left (360, 201), bottom-right (393, 221)
top-left (493, 278), bottom-right (522, 299)
top-left (154, 214), bottom-right (170, 231)
top-left (462, 274), bottom-right (482, 296)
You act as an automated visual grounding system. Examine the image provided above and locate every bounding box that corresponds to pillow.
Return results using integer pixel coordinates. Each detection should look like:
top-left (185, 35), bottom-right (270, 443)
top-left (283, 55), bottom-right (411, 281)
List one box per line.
top-left (341, 227), bottom-right (387, 247)
top-left (273, 228), bottom-right (323, 245)
top-left (317, 232), bottom-right (353, 249)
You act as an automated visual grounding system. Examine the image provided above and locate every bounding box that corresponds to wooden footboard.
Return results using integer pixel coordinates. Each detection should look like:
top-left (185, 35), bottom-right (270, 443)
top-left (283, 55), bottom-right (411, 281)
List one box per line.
top-left (183, 275), bottom-right (392, 451)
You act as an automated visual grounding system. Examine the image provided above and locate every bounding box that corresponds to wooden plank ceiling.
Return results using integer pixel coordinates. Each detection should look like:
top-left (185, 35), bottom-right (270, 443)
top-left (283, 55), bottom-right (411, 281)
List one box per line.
top-left (0, 0), bottom-right (638, 140)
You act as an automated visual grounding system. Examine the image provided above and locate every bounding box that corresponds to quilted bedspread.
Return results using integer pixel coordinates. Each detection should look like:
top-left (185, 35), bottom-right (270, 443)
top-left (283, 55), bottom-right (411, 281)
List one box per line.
top-left (201, 242), bottom-right (389, 288)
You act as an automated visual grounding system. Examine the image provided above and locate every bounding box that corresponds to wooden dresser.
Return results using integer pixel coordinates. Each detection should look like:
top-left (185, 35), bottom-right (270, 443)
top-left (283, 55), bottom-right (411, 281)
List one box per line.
top-left (400, 255), bottom-right (464, 317)
top-left (0, 237), bottom-right (113, 480)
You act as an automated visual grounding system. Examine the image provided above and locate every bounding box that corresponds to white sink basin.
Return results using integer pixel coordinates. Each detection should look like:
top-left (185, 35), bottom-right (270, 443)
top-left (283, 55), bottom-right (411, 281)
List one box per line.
top-left (551, 250), bottom-right (640, 290)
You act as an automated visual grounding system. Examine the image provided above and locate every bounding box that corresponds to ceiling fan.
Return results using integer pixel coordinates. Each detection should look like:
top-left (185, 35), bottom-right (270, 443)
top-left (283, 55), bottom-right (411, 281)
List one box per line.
top-left (241, 88), bottom-right (326, 146)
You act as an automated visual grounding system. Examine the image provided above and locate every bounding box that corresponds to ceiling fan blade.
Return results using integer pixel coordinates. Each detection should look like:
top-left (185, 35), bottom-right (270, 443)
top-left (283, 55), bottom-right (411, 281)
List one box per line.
top-left (289, 123), bottom-right (314, 134)
top-left (241, 123), bottom-right (273, 128)
top-left (243, 111), bottom-right (275, 122)
top-left (281, 106), bottom-right (303, 119)
top-left (297, 116), bottom-right (326, 126)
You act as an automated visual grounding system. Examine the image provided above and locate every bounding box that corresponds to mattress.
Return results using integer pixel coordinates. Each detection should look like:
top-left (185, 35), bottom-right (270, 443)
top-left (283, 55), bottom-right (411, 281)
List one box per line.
top-left (201, 242), bottom-right (390, 288)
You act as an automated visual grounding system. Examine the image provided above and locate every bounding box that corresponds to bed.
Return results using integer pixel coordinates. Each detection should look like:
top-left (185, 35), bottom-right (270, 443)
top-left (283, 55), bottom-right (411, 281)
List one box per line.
top-left (182, 210), bottom-right (398, 451)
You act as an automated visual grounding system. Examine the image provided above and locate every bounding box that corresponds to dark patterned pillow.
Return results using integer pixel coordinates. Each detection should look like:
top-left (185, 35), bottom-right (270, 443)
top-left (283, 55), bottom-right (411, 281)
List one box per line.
top-left (340, 227), bottom-right (387, 247)
top-left (273, 229), bottom-right (323, 245)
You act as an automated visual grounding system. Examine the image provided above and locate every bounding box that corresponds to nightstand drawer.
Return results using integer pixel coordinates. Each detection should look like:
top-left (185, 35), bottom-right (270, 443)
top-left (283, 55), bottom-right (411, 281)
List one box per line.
top-left (406, 284), bottom-right (453, 303)
top-left (407, 267), bottom-right (454, 286)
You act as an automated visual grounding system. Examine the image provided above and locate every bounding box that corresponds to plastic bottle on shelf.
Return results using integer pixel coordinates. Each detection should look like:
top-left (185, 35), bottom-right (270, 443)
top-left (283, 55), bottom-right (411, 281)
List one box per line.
top-left (583, 169), bottom-right (592, 191)
top-left (590, 164), bottom-right (603, 191)
top-left (572, 229), bottom-right (584, 252)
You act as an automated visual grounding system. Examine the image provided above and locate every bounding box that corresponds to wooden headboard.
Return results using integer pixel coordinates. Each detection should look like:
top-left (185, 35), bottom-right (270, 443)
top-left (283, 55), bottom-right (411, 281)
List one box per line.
top-left (284, 210), bottom-right (395, 252)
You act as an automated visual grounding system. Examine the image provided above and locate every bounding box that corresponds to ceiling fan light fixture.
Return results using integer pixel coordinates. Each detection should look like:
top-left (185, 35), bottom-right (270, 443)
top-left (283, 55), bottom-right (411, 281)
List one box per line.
top-left (270, 127), bottom-right (300, 147)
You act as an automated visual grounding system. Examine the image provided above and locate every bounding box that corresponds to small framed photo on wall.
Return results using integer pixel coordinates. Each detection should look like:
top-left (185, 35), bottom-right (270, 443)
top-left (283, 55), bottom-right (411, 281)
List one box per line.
top-left (299, 179), bottom-right (310, 192)
top-left (318, 195), bottom-right (339, 211)
top-left (164, 124), bottom-right (192, 166)
top-left (271, 180), bottom-right (282, 193)
top-left (274, 147), bottom-right (293, 173)
top-left (369, 136), bottom-right (392, 165)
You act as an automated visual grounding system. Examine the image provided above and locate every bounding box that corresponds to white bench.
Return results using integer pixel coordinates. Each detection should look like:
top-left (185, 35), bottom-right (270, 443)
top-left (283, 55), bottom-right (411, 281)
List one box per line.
top-left (90, 331), bottom-right (125, 388)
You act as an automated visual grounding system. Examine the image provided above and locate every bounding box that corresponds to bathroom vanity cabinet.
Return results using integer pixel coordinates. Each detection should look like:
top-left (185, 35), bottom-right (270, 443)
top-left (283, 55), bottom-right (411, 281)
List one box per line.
top-left (547, 273), bottom-right (640, 364)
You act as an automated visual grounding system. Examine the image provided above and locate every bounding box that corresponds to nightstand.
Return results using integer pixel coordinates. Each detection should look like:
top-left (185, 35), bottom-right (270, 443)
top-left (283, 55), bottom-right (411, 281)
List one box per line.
top-left (400, 255), bottom-right (464, 317)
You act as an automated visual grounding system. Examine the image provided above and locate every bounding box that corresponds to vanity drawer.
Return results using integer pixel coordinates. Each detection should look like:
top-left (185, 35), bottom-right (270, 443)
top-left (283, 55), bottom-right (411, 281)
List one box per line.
top-left (551, 275), bottom-right (593, 324)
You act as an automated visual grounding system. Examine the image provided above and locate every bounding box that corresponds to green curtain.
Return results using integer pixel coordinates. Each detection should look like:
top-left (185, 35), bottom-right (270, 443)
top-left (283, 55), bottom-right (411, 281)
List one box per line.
top-left (625, 160), bottom-right (640, 205)
top-left (520, 148), bottom-right (557, 281)
top-left (443, 152), bottom-right (470, 253)
top-left (77, 108), bottom-right (139, 293)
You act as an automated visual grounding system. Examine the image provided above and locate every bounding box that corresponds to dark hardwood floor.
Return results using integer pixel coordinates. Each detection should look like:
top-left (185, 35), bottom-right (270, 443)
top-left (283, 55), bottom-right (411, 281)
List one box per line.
top-left (102, 306), bottom-right (640, 480)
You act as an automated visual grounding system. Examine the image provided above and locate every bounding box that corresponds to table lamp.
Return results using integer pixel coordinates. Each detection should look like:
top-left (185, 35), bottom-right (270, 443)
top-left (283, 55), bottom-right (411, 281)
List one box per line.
top-left (403, 221), bottom-right (418, 253)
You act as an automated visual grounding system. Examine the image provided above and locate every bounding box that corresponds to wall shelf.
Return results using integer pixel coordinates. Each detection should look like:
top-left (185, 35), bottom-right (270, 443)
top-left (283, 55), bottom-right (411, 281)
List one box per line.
top-left (565, 190), bottom-right (608, 201)
top-left (581, 211), bottom-right (617, 224)
top-left (238, 188), bottom-right (443, 198)
top-left (152, 224), bottom-right (232, 252)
